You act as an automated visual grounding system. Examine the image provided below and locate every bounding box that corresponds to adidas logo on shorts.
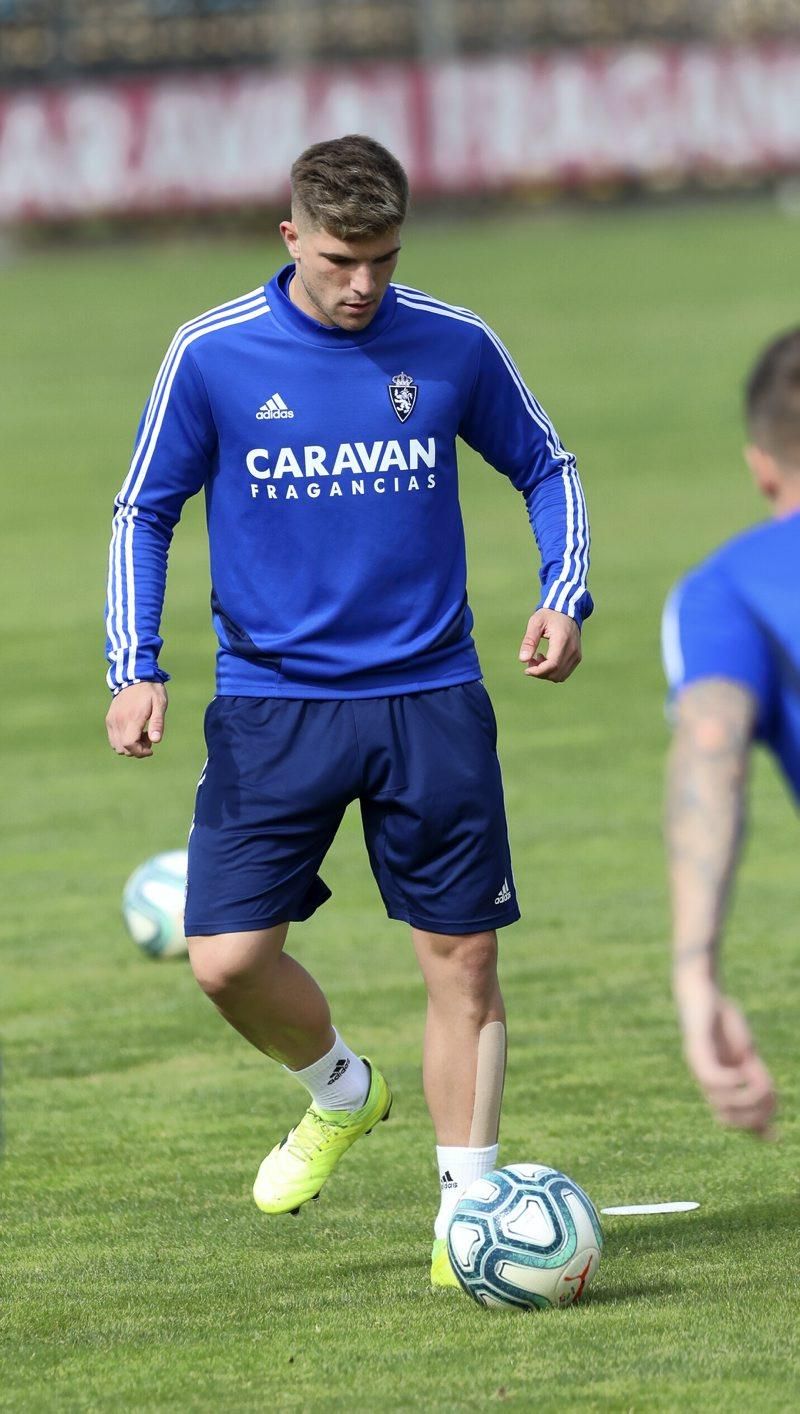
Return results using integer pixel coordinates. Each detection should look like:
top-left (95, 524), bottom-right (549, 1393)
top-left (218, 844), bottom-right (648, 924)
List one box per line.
top-left (256, 393), bottom-right (294, 419)
top-left (494, 877), bottom-right (511, 905)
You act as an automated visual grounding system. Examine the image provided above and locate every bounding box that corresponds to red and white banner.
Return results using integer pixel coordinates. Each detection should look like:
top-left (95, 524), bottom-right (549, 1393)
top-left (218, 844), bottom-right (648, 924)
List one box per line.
top-left (2, 44), bottom-right (800, 221)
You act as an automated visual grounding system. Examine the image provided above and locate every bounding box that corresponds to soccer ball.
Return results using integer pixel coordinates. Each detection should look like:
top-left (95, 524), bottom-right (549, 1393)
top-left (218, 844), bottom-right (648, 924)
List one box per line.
top-left (447, 1163), bottom-right (602, 1310)
top-left (121, 849), bottom-right (189, 959)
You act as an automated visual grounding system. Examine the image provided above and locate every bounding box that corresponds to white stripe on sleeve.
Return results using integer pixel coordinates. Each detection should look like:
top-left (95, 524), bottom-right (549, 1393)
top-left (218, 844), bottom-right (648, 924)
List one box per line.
top-left (661, 584), bottom-right (686, 687)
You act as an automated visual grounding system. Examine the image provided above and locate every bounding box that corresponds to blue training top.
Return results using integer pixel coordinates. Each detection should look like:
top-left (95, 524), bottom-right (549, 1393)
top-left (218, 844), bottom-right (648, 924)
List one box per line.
top-left (106, 265), bottom-right (592, 699)
top-left (662, 510), bottom-right (800, 801)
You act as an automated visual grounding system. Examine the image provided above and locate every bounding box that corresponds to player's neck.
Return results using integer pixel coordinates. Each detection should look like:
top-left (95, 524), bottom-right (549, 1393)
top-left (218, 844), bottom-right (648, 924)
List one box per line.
top-left (287, 272), bottom-right (336, 327)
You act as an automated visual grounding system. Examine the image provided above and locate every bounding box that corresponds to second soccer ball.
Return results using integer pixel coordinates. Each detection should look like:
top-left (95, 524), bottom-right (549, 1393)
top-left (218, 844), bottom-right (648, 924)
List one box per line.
top-left (122, 849), bottom-right (188, 959)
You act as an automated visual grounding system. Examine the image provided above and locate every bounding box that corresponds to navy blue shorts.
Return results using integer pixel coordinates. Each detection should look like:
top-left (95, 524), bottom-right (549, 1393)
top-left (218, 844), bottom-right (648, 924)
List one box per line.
top-left (184, 681), bottom-right (519, 937)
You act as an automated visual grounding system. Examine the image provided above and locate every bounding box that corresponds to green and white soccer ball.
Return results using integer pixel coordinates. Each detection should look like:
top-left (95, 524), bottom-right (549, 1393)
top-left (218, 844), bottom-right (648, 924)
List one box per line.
top-left (447, 1163), bottom-right (602, 1310)
top-left (122, 849), bottom-right (188, 958)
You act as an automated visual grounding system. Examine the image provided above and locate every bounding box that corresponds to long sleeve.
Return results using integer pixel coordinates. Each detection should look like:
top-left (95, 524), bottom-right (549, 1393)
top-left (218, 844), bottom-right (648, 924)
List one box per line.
top-left (105, 339), bottom-right (215, 692)
top-left (458, 326), bottom-right (592, 626)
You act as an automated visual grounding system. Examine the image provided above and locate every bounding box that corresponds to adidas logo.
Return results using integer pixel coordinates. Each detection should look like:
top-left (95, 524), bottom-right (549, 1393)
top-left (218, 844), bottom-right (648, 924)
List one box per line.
top-left (440, 1170), bottom-right (458, 1190)
top-left (494, 877), bottom-right (511, 906)
top-left (327, 1058), bottom-right (350, 1085)
top-left (256, 393), bottom-right (294, 419)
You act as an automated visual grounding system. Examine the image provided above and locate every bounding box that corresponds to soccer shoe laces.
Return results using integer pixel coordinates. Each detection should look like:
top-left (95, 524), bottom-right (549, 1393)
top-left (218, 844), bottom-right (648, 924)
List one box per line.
top-left (281, 1107), bottom-right (350, 1161)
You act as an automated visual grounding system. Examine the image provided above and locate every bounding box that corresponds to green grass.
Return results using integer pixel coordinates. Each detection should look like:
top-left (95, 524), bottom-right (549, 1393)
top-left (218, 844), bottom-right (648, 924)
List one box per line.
top-left (2, 202), bottom-right (799, 1412)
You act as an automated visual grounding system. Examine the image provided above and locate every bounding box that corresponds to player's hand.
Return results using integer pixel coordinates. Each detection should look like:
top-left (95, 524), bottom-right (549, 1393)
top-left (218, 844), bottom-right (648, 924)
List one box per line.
top-left (518, 609), bottom-right (582, 683)
top-left (106, 682), bottom-right (168, 759)
top-left (677, 983), bottom-right (777, 1136)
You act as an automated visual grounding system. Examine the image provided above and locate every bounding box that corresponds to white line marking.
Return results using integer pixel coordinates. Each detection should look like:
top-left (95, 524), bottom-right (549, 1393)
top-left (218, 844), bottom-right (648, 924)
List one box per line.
top-left (600, 1202), bottom-right (700, 1215)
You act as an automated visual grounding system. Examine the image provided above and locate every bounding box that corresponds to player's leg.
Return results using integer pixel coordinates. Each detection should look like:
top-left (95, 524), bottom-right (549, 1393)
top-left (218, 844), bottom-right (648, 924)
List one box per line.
top-left (187, 924), bottom-right (334, 1068)
top-left (358, 682), bottom-right (517, 1282)
top-left (411, 926), bottom-right (505, 1146)
top-left (413, 926), bottom-right (507, 1285)
top-left (188, 924), bottom-right (390, 1213)
top-left (188, 922), bottom-right (381, 1121)
top-left (185, 696), bottom-right (392, 1213)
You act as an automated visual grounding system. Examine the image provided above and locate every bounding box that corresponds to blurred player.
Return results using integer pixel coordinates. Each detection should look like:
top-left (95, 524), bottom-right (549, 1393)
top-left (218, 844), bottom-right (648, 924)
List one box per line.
top-left (105, 135), bottom-right (592, 1283)
top-left (662, 328), bottom-right (800, 1136)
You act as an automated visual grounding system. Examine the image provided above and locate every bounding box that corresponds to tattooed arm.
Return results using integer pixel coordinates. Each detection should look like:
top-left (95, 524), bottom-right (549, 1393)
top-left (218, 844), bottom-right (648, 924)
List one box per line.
top-left (665, 678), bottom-right (776, 1135)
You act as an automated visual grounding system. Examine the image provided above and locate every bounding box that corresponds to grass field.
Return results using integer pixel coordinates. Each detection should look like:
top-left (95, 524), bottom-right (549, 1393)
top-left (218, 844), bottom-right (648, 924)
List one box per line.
top-left (2, 201), bottom-right (799, 1412)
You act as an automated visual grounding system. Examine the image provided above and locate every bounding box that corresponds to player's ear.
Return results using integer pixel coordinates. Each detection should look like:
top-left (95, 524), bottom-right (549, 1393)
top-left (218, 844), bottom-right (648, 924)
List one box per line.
top-left (280, 220), bottom-right (301, 261)
top-left (745, 444), bottom-right (780, 500)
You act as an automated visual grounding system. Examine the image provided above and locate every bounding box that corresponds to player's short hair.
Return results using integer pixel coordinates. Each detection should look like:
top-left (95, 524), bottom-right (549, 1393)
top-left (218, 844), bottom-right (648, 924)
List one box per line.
top-left (290, 135), bottom-right (409, 240)
top-left (745, 328), bottom-right (800, 469)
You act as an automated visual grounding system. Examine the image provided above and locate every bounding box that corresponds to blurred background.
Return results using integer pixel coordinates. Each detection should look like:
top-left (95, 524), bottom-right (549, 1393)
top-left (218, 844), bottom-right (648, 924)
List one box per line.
top-left (2, 1), bottom-right (800, 220)
top-left (2, 6), bottom-right (799, 1407)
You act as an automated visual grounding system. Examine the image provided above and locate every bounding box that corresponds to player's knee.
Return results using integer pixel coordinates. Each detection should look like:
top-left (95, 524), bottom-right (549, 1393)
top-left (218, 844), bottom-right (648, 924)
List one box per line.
top-left (450, 931), bottom-right (500, 1006)
top-left (187, 931), bottom-right (280, 1000)
top-left (187, 938), bottom-right (241, 999)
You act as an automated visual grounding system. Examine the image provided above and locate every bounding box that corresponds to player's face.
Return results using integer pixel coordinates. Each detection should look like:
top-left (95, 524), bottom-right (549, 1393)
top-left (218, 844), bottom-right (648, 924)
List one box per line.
top-left (280, 220), bottom-right (402, 331)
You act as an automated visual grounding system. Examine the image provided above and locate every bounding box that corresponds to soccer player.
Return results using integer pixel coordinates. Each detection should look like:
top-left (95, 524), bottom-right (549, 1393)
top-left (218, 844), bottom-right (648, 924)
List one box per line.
top-left (662, 328), bottom-right (800, 1137)
top-left (105, 135), bottom-right (592, 1284)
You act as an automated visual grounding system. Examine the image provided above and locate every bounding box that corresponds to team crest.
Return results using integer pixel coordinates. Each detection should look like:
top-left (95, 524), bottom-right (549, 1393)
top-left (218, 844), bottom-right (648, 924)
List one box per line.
top-left (388, 372), bottom-right (418, 422)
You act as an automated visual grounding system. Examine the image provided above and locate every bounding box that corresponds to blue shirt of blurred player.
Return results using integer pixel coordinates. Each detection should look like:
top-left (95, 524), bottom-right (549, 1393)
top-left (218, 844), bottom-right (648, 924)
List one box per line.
top-left (663, 511), bottom-right (800, 800)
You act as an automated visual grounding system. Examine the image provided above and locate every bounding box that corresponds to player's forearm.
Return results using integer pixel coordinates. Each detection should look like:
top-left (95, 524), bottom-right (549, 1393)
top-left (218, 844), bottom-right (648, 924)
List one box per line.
top-left (105, 502), bottom-right (172, 692)
top-left (527, 467), bottom-right (593, 627)
top-left (665, 680), bottom-right (755, 989)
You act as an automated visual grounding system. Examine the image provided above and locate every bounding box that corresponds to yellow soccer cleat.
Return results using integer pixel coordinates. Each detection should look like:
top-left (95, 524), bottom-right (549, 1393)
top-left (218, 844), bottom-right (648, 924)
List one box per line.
top-left (253, 1059), bottom-right (392, 1215)
top-left (431, 1238), bottom-right (460, 1289)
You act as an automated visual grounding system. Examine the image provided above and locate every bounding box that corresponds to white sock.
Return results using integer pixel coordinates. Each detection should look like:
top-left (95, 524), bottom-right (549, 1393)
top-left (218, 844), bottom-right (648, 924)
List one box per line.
top-left (434, 1144), bottom-right (499, 1239)
top-left (286, 1032), bottom-right (370, 1111)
